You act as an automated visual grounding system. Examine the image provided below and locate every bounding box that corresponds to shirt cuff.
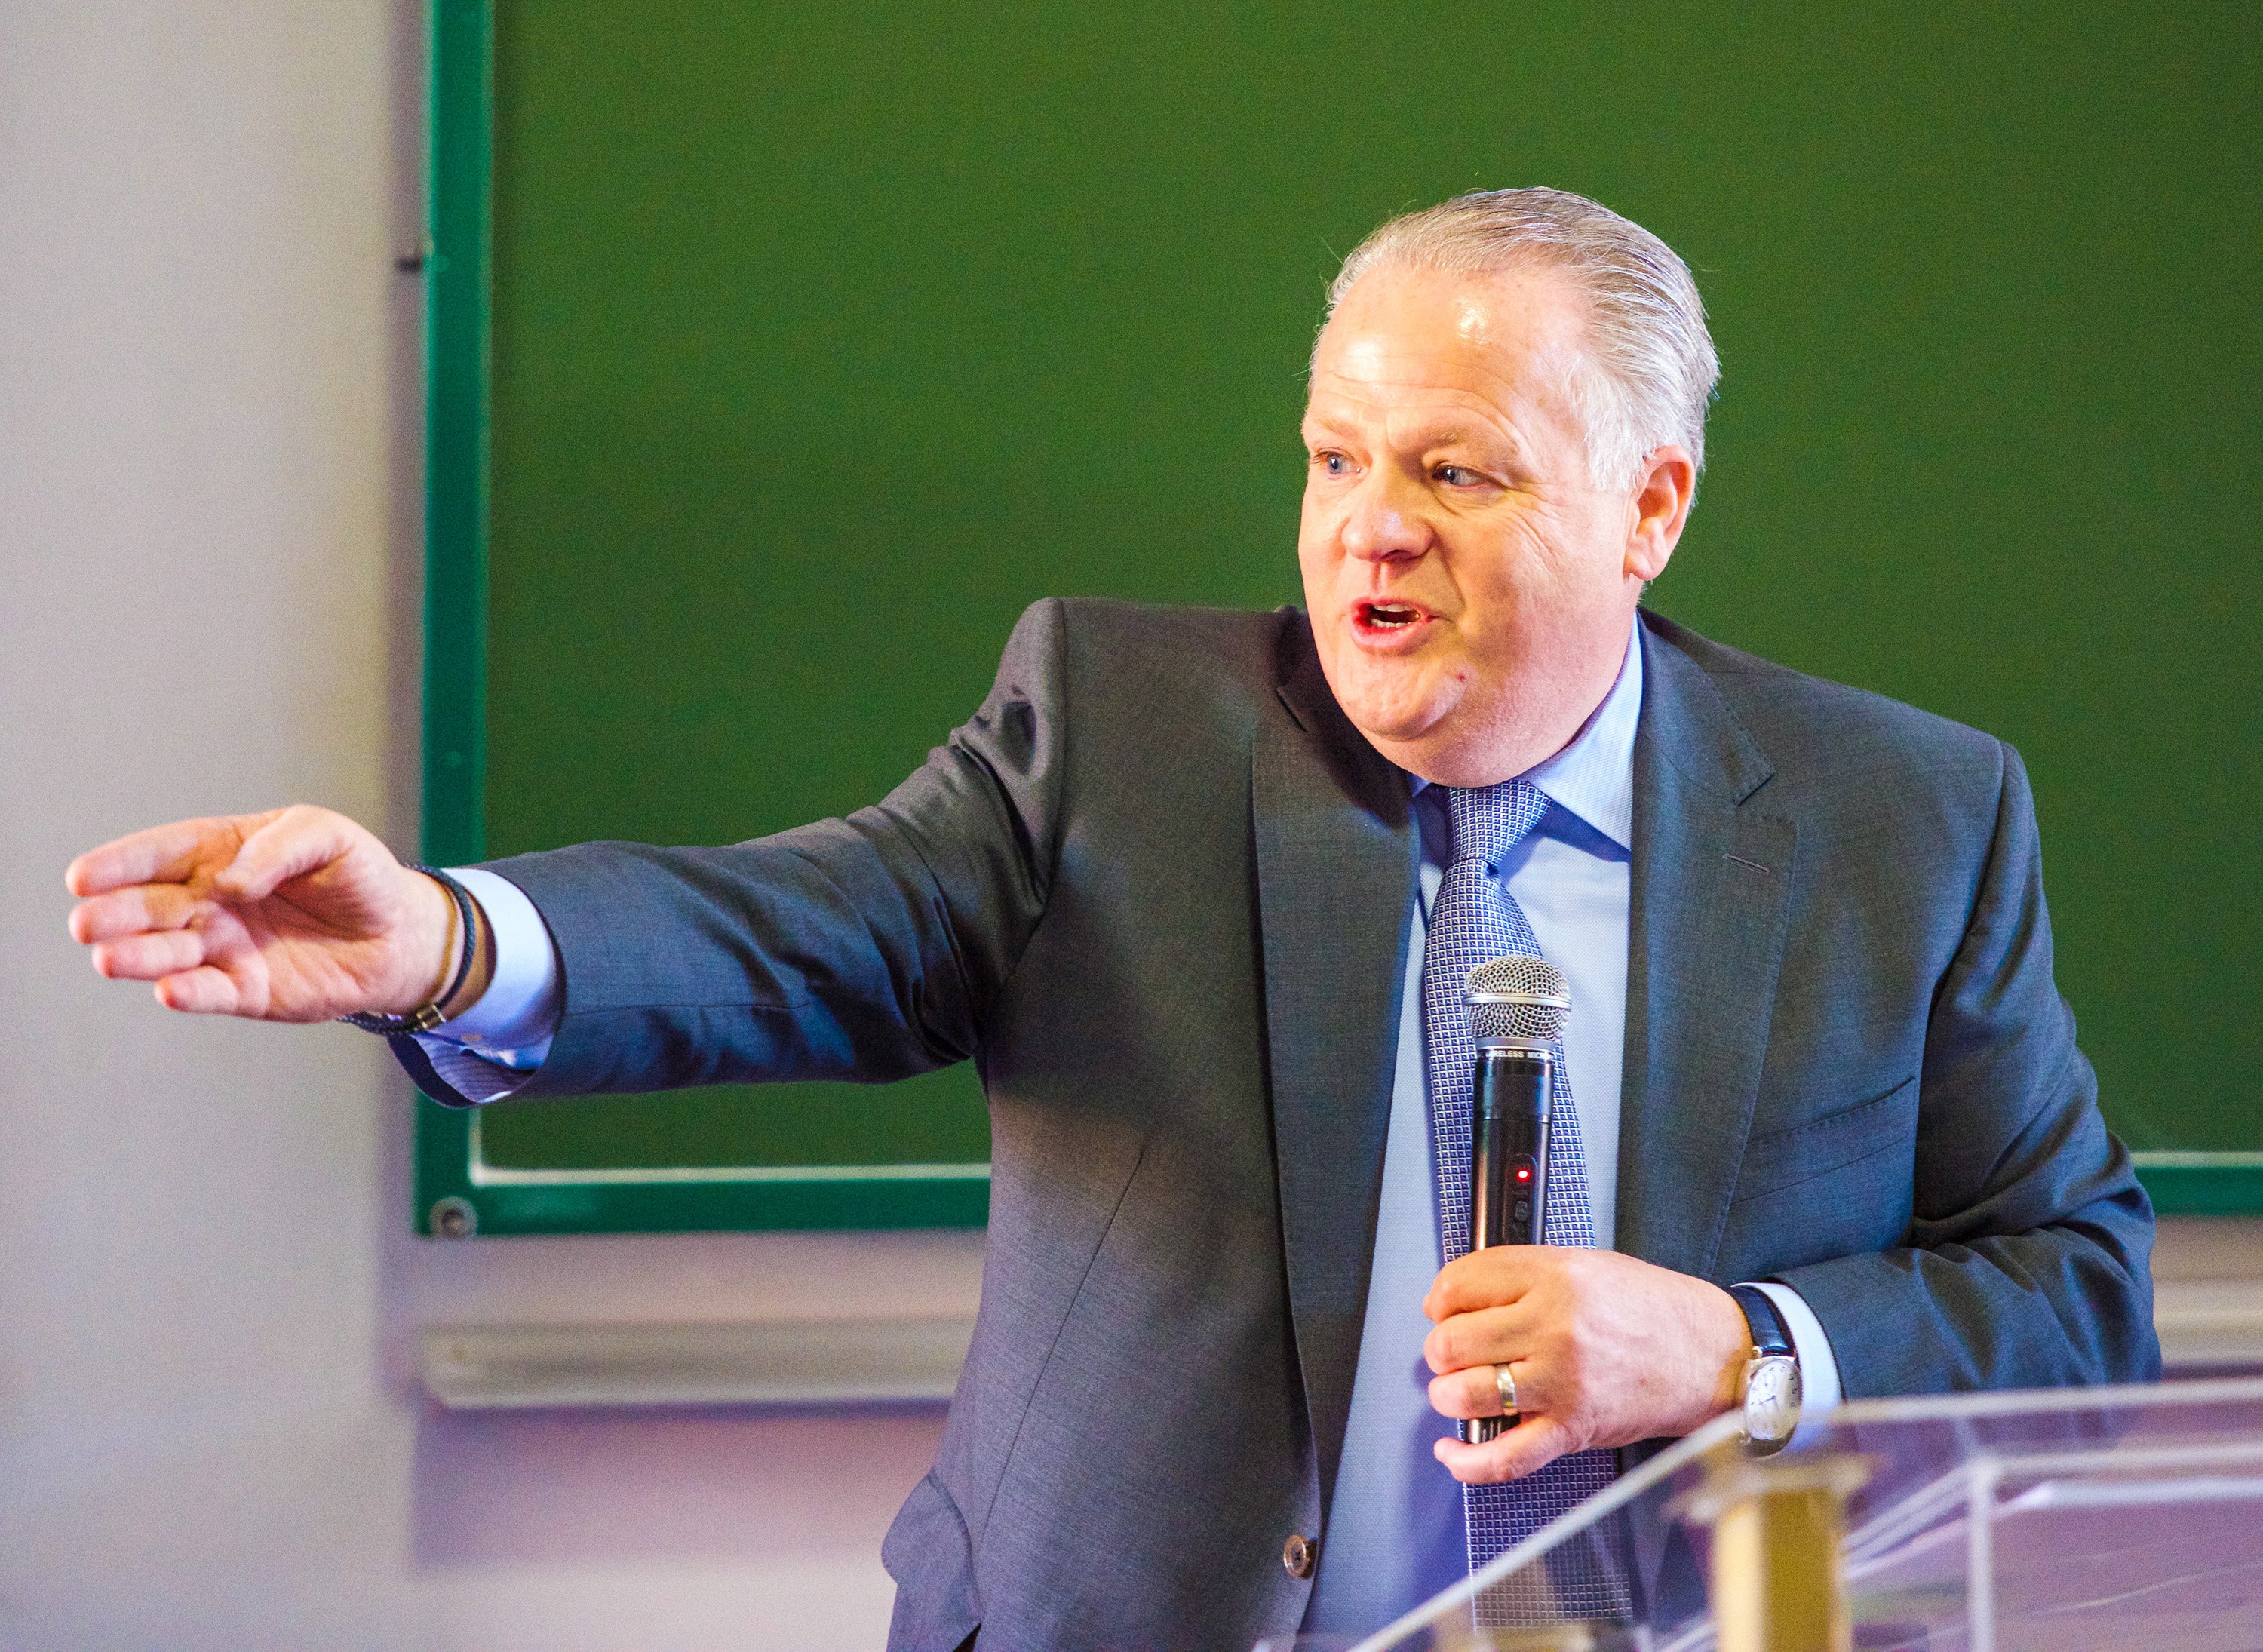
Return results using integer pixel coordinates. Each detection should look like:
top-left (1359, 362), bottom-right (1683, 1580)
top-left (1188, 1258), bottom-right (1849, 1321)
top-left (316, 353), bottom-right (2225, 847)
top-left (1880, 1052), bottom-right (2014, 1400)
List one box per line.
top-left (407, 866), bottom-right (560, 1089)
top-left (414, 1038), bottom-right (545, 1105)
top-left (1746, 1280), bottom-right (1844, 1435)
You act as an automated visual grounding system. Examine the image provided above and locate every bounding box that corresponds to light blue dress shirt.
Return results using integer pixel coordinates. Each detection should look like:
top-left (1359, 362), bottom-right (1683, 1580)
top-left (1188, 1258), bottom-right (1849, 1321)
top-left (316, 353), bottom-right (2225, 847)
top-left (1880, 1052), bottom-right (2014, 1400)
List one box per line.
top-left (420, 619), bottom-right (1840, 1636)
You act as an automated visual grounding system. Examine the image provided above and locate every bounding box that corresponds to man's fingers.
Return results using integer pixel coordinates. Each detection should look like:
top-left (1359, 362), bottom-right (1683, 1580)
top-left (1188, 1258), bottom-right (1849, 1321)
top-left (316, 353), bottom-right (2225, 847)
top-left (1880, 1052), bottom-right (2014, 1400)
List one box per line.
top-left (1424, 1246), bottom-right (1545, 1322)
top-left (215, 806), bottom-right (357, 902)
top-left (64, 818), bottom-right (241, 898)
top-left (92, 929), bottom-right (209, 982)
top-left (1424, 1301), bottom-right (1538, 1377)
top-left (1433, 1414), bottom-right (1574, 1485)
top-left (1429, 1359), bottom-right (1530, 1421)
top-left (69, 883), bottom-right (201, 945)
top-left (154, 967), bottom-right (245, 1015)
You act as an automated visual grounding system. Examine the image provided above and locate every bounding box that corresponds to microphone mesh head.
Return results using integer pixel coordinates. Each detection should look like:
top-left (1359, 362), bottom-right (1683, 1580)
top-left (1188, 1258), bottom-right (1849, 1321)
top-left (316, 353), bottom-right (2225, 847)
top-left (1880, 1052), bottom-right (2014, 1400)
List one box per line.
top-left (1466, 955), bottom-right (1571, 1042)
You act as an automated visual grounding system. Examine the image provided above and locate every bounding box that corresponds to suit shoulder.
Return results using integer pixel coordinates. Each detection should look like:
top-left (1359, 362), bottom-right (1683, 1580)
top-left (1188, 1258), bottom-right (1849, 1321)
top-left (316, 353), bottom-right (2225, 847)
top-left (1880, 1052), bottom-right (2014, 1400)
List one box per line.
top-left (1027, 597), bottom-right (1290, 702)
top-left (1048, 595), bottom-right (1287, 655)
top-left (1642, 610), bottom-right (2007, 803)
top-left (991, 600), bottom-right (1288, 829)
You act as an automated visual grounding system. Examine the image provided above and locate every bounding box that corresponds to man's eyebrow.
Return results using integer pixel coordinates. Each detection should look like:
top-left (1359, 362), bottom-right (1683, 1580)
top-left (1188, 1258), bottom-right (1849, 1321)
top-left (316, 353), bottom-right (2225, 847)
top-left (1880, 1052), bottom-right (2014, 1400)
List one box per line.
top-left (1300, 407), bottom-right (1528, 460)
top-left (1407, 420), bottom-right (1523, 459)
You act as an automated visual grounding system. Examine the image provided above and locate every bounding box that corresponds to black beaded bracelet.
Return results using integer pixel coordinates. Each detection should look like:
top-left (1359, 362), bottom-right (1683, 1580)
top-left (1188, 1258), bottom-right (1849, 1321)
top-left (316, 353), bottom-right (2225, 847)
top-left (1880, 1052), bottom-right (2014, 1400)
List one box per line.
top-left (339, 864), bottom-right (480, 1036)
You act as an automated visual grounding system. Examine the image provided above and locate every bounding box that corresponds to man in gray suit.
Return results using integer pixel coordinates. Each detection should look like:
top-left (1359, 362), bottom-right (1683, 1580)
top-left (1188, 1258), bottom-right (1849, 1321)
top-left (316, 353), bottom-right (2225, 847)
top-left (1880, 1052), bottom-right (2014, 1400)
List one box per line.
top-left (66, 189), bottom-right (2157, 1649)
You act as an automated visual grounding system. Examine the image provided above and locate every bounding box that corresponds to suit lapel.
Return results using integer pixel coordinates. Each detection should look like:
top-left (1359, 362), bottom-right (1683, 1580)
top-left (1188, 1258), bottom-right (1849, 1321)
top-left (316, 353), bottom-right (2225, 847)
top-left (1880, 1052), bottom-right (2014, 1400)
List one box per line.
top-left (1252, 620), bottom-right (1417, 1503)
top-left (1617, 616), bottom-right (1798, 1279)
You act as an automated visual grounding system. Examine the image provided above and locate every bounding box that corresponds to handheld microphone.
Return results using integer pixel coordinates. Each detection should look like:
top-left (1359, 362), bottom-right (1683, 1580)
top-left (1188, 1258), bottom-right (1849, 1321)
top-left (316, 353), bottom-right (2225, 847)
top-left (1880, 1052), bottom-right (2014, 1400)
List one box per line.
top-left (1458, 954), bottom-right (1569, 1445)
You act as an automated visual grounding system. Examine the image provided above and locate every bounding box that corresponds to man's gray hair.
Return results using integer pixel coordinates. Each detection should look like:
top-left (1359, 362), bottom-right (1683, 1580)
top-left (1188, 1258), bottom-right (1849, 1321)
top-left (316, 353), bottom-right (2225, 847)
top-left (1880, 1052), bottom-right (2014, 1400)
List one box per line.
top-left (1325, 187), bottom-right (1720, 490)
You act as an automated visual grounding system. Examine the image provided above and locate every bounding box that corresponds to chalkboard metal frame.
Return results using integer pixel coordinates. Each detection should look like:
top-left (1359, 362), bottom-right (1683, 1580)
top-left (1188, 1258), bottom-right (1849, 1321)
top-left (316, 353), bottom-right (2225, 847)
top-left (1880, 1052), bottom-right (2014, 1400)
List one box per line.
top-left (410, 0), bottom-right (987, 1237)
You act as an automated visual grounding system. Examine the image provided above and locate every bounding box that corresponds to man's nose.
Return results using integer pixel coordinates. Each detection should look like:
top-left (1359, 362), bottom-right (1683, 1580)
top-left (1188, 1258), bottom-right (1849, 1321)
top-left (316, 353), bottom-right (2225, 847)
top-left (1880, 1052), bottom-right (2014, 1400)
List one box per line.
top-left (1339, 474), bottom-right (1433, 564)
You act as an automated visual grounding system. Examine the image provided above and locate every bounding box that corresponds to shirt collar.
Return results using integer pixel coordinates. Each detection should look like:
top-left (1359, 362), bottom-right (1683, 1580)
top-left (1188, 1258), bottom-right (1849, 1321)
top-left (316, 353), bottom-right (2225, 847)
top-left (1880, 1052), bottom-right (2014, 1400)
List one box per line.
top-left (1405, 615), bottom-right (1643, 852)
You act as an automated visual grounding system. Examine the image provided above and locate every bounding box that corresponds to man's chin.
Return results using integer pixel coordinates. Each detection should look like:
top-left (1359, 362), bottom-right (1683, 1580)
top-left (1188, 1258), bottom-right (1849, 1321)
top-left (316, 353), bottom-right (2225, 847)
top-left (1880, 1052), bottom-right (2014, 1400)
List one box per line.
top-left (1330, 684), bottom-right (1454, 760)
top-left (1322, 667), bottom-right (1521, 783)
top-left (1317, 641), bottom-right (1439, 720)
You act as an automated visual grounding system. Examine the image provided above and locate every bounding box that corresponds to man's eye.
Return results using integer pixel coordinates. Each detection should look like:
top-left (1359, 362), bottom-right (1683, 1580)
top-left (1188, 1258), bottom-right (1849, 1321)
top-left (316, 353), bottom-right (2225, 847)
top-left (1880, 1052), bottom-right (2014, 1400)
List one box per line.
top-left (1436, 463), bottom-right (1482, 487)
top-left (1316, 452), bottom-right (1353, 476)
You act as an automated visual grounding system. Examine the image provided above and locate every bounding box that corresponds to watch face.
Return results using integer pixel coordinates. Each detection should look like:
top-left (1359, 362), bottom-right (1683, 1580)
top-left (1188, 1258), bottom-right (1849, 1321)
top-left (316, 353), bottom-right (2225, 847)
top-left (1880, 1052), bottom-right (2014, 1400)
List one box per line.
top-left (1744, 1354), bottom-right (1803, 1448)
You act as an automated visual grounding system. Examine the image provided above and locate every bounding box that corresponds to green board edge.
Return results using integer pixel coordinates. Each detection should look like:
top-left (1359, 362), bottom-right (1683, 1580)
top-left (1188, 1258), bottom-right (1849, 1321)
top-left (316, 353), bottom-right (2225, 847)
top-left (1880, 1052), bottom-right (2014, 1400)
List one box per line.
top-left (410, 0), bottom-right (985, 1238)
top-left (2129, 1156), bottom-right (2263, 1219)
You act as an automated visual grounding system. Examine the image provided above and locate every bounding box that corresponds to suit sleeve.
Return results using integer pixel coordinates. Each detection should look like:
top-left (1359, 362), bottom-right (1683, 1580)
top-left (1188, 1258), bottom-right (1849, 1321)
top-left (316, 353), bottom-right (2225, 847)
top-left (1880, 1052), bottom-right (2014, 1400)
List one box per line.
top-left (1772, 742), bottom-right (2161, 1390)
top-left (401, 598), bottom-right (1069, 1107)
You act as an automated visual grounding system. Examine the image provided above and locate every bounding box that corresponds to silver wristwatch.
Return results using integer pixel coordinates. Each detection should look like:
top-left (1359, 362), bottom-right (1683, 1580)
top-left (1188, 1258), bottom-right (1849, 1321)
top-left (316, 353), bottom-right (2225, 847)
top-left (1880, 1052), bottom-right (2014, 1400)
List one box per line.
top-left (1730, 1284), bottom-right (1802, 1454)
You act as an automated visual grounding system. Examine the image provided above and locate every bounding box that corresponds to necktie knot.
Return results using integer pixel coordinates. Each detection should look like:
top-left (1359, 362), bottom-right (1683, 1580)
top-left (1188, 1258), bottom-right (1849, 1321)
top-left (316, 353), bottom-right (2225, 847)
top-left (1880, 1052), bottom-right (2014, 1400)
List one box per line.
top-left (1445, 778), bottom-right (1549, 872)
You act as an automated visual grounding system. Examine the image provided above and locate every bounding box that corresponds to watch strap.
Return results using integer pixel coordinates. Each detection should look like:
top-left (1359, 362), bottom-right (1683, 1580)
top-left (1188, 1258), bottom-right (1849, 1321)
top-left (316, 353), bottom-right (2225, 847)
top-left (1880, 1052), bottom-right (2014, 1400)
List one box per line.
top-left (1730, 1283), bottom-right (1794, 1359)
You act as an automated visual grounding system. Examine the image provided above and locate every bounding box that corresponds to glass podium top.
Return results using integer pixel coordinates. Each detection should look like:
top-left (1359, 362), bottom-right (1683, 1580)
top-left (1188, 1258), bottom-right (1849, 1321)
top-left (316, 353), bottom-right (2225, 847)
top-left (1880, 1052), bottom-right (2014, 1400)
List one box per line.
top-left (1262, 1375), bottom-right (2263, 1652)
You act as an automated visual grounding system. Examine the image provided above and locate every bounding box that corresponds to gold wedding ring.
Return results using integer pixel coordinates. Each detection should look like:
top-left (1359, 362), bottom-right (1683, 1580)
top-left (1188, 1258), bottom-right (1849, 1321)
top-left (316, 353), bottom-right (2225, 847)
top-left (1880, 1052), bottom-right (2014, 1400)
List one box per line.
top-left (1494, 1362), bottom-right (1520, 1422)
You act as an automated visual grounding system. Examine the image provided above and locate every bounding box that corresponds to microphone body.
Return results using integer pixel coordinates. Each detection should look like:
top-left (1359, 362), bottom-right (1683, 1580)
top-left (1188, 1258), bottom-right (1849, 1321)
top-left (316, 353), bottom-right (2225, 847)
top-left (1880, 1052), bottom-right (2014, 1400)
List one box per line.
top-left (1457, 955), bottom-right (1569, 1446)
top-left (1461, 1042), bottom-right (1554, 1445)
top-left (1470, 1045), bottom-right (1552, 1251)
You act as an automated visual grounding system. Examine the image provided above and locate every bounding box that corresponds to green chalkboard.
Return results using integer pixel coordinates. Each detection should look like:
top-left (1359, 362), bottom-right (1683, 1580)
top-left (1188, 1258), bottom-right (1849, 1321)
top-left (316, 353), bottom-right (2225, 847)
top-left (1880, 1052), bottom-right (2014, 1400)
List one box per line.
top-left (416, 0), bottom-right (2262, 1236)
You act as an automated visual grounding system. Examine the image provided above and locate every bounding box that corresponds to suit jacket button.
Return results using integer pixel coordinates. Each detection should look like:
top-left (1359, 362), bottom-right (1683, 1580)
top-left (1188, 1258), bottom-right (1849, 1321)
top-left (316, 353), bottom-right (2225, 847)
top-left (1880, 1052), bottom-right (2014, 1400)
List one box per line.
top-left (1282, 1534), bottom-right (1316, 1580)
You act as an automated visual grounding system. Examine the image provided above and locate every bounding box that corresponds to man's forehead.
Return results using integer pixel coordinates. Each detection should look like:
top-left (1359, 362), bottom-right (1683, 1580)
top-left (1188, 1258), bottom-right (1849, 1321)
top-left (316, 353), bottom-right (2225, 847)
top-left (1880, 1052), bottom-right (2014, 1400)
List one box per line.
top-left (1325, 262), bottom-right (1583, 345)
top-left (1310, 263), bottom-right (1586, 418)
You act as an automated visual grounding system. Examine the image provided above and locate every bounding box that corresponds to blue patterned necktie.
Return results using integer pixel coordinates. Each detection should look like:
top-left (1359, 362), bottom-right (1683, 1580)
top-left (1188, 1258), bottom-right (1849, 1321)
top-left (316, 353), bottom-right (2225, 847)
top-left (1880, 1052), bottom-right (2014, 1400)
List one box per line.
top-left (1423, 779), bottom-right (1629, 1623)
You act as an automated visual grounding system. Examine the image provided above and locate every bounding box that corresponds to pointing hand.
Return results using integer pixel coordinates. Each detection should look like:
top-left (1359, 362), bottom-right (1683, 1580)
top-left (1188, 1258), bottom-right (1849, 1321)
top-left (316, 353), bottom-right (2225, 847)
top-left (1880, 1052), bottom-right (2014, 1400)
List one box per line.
top-left (65, 806), bottom-right (462, 1023)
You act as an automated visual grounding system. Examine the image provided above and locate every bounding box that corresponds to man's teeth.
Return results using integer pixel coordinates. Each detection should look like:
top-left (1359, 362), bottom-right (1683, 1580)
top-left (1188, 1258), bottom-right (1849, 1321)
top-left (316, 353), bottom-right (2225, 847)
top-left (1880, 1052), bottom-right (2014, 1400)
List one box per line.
top-left (1367, 605), bottom-right (1419, 627)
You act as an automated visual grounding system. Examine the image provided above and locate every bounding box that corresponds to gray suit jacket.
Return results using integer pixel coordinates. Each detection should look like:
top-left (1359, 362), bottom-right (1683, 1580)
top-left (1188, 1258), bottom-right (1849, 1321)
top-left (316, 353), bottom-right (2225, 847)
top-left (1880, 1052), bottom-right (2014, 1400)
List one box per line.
top-left (403, 600), bottom-right (2157, 1651)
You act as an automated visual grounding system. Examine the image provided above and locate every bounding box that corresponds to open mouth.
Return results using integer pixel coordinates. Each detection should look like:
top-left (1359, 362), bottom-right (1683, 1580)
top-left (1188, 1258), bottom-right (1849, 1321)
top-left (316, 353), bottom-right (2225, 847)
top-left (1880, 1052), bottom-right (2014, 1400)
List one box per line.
top-left (1354, 600), bottom-right (1432, 639)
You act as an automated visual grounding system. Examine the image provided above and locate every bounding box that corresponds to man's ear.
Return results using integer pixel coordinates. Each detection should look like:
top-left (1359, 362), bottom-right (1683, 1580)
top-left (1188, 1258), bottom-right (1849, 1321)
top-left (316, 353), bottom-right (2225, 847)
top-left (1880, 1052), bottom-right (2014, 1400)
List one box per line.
top-left (1626, 446), bottom-right (1696, 582)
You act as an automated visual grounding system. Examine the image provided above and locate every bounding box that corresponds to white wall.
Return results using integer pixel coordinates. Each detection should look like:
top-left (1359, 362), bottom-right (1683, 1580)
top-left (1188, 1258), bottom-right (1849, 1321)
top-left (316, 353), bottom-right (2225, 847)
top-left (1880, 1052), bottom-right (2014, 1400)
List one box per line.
top-left (0, 5), bottom-right (981, 1647)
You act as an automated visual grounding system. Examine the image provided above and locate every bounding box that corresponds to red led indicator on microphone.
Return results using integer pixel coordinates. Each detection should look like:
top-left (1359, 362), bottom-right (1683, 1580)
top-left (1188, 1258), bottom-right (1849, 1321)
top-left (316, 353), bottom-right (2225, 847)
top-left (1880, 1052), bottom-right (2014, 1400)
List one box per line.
top-left (1515, 1166), bottom-right (1531, 1182)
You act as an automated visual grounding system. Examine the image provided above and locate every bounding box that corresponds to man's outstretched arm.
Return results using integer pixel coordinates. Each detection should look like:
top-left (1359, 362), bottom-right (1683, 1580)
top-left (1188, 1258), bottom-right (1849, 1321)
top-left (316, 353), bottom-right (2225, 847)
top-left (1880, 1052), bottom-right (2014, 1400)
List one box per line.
top-left (66, 599), bottom-right (1072, 1104)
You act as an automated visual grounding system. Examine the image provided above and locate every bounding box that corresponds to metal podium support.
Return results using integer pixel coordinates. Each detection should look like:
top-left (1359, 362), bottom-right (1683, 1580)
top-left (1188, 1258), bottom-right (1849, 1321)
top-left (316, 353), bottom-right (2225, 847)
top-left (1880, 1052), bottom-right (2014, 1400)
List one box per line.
top-left (1678, 1446), bottom-right (1872, 1652)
